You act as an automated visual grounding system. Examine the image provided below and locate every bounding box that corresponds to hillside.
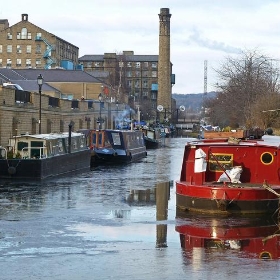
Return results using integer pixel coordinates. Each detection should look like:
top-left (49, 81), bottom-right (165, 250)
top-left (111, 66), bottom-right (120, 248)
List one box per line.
top-left (172, 92), bottom-right (217, 111)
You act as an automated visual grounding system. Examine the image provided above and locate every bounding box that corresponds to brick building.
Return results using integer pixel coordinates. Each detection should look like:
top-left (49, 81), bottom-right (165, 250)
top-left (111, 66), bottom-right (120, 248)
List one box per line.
top-left (79, 51), bottom-right (174, 121)
top-left (0, 14), bottom-right (79, 70)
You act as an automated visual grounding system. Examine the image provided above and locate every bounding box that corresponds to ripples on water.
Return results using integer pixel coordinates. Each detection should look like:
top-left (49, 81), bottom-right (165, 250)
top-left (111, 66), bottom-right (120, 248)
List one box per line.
top-left (0, 137), bottom-right (280, 280)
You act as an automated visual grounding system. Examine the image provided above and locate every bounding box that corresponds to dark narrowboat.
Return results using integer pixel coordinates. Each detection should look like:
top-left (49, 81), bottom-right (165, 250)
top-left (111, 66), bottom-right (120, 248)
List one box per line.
top-left (0, 131), bottom-right (91, 180)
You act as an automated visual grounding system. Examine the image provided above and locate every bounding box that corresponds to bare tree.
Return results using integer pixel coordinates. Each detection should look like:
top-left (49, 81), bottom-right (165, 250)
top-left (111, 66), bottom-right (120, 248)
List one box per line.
top-left (206, 49), bottom-right (280, 129)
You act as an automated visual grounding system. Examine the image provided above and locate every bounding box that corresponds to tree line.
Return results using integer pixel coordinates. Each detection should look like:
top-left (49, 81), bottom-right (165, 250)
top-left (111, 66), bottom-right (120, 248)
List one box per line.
top-left (203, 50), bottom-right (280, 130)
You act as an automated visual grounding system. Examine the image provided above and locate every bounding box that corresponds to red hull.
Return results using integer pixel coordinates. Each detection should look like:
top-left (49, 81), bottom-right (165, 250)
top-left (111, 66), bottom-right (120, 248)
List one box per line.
top-left (176, 136), bottom-right (280, 216)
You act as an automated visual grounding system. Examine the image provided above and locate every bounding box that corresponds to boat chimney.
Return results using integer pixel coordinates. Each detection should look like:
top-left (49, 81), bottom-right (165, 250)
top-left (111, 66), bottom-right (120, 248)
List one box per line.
top-left (68, 123), bottom-right (72, 153)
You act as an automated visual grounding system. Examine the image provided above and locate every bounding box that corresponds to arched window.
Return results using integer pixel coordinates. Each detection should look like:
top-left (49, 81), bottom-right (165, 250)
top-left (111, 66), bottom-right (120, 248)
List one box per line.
top-left (21, 28), bottom-right (27, 39)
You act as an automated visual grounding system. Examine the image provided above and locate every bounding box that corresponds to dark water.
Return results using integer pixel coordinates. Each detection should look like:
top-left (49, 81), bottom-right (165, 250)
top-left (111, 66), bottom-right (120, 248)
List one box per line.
top-left (0, 137), bottom-right (280, 280)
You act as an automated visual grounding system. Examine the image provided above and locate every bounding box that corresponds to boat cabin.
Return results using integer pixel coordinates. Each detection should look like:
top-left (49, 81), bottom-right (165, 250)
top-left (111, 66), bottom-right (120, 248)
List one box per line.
top-left (4, 132), bottom-right (87, 159)
top-left (181, 137), bottom-right (280, 186)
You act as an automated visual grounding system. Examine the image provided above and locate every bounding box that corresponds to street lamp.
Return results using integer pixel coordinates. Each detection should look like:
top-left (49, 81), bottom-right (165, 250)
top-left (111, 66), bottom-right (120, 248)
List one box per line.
top-left (98, 93), bottom-right (102, 129)
top-left (116, 100), bottom-right (119, 129)
top-left (37, 74), bottom-right (43, 134)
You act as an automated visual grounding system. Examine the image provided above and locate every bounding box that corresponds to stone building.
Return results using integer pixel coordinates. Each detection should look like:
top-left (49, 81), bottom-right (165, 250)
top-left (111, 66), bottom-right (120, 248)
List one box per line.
top-left (79, 50), bottom-right (175, 122)
top-left (0, 84), bottom-right (124, 146)
top-left (0, 14), bottom-right (79, 70)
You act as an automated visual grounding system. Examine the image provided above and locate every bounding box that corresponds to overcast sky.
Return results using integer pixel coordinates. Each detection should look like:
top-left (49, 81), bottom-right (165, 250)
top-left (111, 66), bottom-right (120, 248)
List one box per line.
top-left (2, 0), bottom-right (280, 94)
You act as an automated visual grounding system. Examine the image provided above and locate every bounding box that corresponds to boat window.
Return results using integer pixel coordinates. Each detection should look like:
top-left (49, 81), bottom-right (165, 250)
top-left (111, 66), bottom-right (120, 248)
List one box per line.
top-left (18, 141), bottom-right (29, 158)
top-left (30, 141), bottom-right (44, 158)
top-left (58, 139), bottom-right (64, 152)
top-left (92, 132), bottom-right (97, 146)
top-left (260, 152), bottom-right (273, 165)
top-left (209, 153), bottom-right (233, 172)
top-left (111, 133), bottom-right (121, 145)
top-left (98, 133), bottom-right (103, 145)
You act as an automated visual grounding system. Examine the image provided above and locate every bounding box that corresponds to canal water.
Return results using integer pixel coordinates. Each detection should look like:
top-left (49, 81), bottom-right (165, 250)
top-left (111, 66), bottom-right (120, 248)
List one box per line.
top-left (0, 137), bottom-right (280, 280)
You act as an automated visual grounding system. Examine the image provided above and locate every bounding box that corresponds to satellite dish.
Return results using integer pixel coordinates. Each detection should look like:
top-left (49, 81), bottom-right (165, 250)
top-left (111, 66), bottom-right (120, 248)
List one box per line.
top-left (179, 105), bottom-right (185, 112)
top-left (157, 105), bottom-right (164, 112)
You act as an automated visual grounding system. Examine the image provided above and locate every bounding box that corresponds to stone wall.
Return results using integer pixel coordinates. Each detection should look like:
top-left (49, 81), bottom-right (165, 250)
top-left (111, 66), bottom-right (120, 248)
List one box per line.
top-left (0, 87), bottom-right (123, 146)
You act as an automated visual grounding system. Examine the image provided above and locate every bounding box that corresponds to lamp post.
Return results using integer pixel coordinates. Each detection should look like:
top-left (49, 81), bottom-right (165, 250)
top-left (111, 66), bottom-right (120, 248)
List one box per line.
top-left (98, 93), bottom-right (102, 129)
top-left (37, 74), bottom-right (43, 134)
top-left (116, 101), bottom-right (119, 129)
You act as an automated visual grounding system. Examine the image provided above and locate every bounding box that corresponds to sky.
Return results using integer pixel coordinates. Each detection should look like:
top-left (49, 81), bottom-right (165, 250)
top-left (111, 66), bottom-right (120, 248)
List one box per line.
top-left (2, 0), bottom-right (280, 94)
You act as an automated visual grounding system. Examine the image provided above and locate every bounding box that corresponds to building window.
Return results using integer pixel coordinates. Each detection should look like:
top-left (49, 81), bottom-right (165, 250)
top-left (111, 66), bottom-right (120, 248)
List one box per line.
top-left (7, 45), bottom-right (12, 53)
top-left (36, 32), bottom-right (42, 40)
top-left (36, 44), bottom-right (41, 53)
top-left (86, 62), bottom-right (92, 67)
top-left (143, 62), bottom-right (149, 68)
top-left (26, 59), bottom-right (31, 67)
top-left (7, 59), bottom-right (12, 67)
top-left (7, 33), bottom-right (12, 39)
top-left (143, 71), bottom-right (148, 77)
top-left (135, 80), bottom-right (140, 88)
top-left (135, 62), bottom-right (141, 68)
top-left (16, 59), bottom-right (22, 67)
top-left (135, 71), bottom-right (141, 77)
top-left (21, 28), bottom-right (27, 39)
top-left (94, 62), bottom-right (100, 67)
top-left (151, 62), bottom-right (157, 68)
top-left (27, 32), bottom-right (32, 39)
top-left (127, 62), bottom-right (132, 67)
top-left (26, 45), bottom-right (31, 53)
top-left (143, 80), bottom-right (148, 88)
top-left (127, 71), bottom-right (132, 77)
top-left (152, 71), bottom-right (157, 77)
top-left (36, 59), bottom-right (41, 65)
top-left (17, 32), bottom-right (21, 39)
top-left (0, 45), bottom-right (2, 53)
top-left (0, 59), bottom-right (2, 67)
top-left (17, 45), bottom-right (22, 53)
top-left (127, 80), bottom-right (132, 87)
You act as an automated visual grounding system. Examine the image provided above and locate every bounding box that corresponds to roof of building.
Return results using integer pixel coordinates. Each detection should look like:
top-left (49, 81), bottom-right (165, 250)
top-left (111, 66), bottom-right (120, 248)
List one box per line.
top-left (0, 68), bottom-right (101, 83)
top-left (0, 68), bottom-right (106, 92)
top-left (79, 54), bottom-right (159, 62)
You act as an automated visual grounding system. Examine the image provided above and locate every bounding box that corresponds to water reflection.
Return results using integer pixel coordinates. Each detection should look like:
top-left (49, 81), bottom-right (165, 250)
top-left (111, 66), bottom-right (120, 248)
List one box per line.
top-left (176, 212), bottom-right (280, 260)
top-left (126, 181), bottom-right (171, 248)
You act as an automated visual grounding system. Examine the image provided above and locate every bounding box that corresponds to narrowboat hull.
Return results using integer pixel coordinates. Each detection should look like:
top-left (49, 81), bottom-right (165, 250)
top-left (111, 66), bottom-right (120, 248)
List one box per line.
top-left (91, 147), bottom-right (147, 167)
top-left (176, 182), bottom-right (280, 215)
top-left (144, 137), bottom-right (160, 149)
top-left (0, 149), bottom-right (91, 180)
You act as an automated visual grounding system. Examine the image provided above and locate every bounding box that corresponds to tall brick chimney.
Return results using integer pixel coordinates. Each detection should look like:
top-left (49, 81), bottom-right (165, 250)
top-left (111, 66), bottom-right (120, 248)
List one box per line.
top-left (157, 8), bottom-right (172, 120)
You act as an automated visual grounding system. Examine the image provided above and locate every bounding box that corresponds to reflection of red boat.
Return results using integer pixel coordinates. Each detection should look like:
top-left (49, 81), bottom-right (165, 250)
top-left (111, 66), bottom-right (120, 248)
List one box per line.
top-left (175, 215), bottom-right (280, 259)
top-left (176, 135), bottom-right (280, 215)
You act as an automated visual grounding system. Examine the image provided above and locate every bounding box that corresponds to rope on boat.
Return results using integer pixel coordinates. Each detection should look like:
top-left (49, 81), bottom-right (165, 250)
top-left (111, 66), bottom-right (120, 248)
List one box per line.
top-left (262, 180), bottom-right (280, 198)
top-left (209, 150), bottom-right (231, 182)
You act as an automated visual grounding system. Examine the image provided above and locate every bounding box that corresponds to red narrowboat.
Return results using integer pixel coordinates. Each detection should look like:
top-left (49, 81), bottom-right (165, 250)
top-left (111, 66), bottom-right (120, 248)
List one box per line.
top-left (176, 134), bottom-right (280, 216)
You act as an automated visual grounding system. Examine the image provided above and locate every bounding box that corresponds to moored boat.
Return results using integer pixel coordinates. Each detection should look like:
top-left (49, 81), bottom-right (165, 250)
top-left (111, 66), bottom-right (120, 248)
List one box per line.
top-left (82, 129), bottom-right (147, 167)
top-left (0, 130), bottom-right (91, 180)
top-left (142, 128), bottom-right (161, 149)
top-left (176, 133), bottom-right (280, 216)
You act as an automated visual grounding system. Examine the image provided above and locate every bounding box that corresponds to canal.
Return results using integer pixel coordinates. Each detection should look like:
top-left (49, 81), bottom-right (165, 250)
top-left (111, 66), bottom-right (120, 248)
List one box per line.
top-left (0, 137), bottom-right (279, 280)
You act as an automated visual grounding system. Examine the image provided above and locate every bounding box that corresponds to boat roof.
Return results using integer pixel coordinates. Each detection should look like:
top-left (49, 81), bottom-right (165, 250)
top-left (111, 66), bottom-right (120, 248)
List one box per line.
top-left (11, 132), bottom-right (84, 140)
top-left (187, 135), bottom-right (280, 148)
